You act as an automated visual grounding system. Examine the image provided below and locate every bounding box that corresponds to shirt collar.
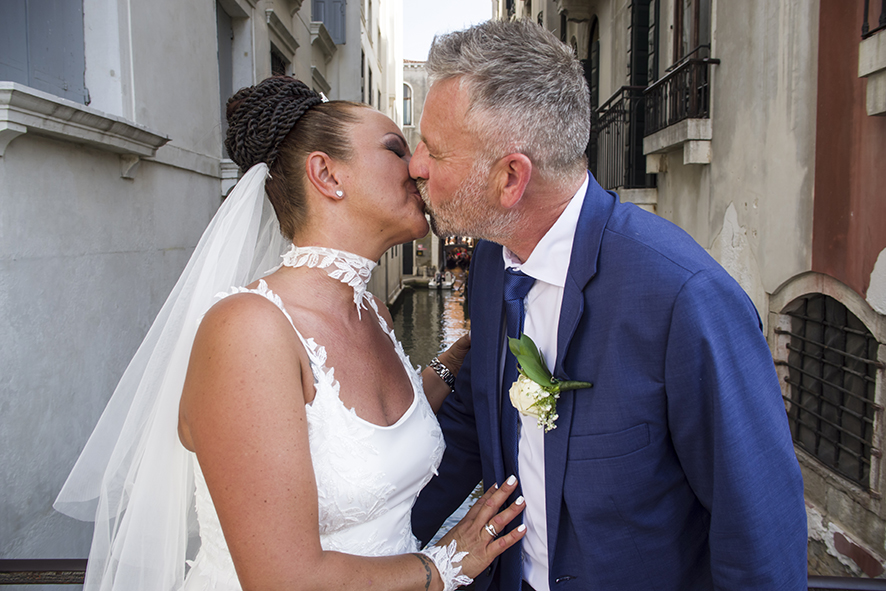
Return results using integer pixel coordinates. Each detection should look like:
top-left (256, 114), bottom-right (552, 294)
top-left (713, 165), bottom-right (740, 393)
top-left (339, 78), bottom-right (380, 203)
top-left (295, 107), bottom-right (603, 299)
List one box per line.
top-left (502, 172), bottom-right (589, 288)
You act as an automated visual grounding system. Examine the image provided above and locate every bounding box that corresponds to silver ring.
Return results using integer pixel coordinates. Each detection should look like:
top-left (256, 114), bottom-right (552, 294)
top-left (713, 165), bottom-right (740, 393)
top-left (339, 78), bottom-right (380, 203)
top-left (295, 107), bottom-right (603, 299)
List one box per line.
top-left (484, 523), bottom-right (498, 538)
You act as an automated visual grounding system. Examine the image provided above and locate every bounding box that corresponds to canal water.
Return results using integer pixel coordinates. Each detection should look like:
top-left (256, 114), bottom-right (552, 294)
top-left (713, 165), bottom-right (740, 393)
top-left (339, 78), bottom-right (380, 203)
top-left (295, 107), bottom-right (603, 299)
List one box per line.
top-left (390, 282), bottom-right (470, 369)
top-left (389, 282), bottom-right (482, 545)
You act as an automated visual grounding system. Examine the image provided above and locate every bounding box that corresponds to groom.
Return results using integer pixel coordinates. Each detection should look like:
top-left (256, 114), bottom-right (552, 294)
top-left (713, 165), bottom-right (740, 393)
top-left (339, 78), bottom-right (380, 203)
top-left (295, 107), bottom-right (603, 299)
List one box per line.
top-left (410, 19), bottom-right (807, 591)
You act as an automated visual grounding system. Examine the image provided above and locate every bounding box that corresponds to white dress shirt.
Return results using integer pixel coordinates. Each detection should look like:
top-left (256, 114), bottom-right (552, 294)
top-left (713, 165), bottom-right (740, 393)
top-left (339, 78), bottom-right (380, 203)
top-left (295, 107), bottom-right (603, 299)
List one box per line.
top-left (501, 173), bottom-right (589, 591)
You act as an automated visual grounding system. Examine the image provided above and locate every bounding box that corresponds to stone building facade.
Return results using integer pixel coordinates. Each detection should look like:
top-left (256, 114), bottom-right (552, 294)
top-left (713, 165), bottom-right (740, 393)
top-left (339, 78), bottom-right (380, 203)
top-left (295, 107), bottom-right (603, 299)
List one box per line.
top-left (495, 0), bottom-right (886, 578)
top-left (0, 0), bottom-right (404, 564)
top-left (402, 59), bottom-right (437, 274)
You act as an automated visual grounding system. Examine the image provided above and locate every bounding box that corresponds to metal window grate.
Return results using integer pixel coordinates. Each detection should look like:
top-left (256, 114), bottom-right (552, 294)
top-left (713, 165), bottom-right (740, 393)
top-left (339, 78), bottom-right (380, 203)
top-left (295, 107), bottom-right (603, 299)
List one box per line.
top-left (271, 47), bottom-right (287, 77)
top-left (777, 294), bottom-right (882, 488)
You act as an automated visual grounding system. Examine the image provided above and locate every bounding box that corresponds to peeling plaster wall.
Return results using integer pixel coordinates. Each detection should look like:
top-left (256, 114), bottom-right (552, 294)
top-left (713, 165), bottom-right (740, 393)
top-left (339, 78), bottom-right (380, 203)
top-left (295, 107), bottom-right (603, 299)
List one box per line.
top-left (654, 152), bottom-right (712, 254)
top-left (655, 0), bottom-right (818, 318)
top-left (707, 203), bottom-right (768, 317)
top-left (807, 501), bottom-right (886, 578)
top-left (771, 271), bottom-right (886, 577)
top-left (867, 248), bottom-right (886, 316)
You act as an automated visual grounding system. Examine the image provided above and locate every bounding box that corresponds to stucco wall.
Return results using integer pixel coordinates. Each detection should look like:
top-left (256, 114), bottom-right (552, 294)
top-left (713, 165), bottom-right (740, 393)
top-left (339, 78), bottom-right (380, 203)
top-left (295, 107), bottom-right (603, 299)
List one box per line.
top-left (2, 0), bottom-right (406, 567)
top-left (129, 1), bottom-right (223, 157)
top-left (1, 0), bottom-right (230, 564)
top-left (812, 0), bottom-right (886, 302)
top-left (653, 0), bottom-right (819, 319)
top-left (0, 134), bottom-right (219, 560)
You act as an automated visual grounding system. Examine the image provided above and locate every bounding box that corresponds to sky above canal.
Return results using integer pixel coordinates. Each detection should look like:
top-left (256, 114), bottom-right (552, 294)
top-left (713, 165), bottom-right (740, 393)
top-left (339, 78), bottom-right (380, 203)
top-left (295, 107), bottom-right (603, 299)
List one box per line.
top-left (403, 0), bottom-right (493, 61)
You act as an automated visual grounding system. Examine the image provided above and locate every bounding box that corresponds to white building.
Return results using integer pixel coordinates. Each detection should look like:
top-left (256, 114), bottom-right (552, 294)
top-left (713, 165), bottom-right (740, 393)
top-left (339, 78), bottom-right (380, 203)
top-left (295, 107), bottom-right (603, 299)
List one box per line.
top-left (0, 0), bottom-right (404, 565)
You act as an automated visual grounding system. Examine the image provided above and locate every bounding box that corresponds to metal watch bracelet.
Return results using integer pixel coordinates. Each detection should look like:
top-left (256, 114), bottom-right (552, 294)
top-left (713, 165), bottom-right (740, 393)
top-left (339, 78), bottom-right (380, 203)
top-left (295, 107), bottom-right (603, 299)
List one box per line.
top-left (429, 357), bottom-right (456, 389)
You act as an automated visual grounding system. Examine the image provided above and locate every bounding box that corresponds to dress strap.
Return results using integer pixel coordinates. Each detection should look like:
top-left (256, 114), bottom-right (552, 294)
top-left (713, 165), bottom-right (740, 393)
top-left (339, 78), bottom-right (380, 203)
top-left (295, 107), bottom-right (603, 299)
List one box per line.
top-left (216, 281), bottom-right (327, 368)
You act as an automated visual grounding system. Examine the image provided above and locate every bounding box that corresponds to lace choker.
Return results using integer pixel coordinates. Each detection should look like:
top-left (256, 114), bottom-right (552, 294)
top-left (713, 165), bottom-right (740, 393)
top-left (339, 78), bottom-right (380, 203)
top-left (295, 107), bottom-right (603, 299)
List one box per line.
top-left (281, 244), bottom-right (377, 318)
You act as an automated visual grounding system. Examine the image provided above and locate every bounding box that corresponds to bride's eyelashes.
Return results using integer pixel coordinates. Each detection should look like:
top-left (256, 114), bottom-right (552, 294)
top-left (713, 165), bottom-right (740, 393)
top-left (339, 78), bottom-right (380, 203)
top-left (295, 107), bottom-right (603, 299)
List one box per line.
top-left (383, 135), bottom-right (409, 159)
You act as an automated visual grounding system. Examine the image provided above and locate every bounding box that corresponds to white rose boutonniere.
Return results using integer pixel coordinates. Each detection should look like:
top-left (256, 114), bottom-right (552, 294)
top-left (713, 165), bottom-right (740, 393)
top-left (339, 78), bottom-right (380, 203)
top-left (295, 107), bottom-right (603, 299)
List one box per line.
top-left (507, 334), bottom-right (593, 432)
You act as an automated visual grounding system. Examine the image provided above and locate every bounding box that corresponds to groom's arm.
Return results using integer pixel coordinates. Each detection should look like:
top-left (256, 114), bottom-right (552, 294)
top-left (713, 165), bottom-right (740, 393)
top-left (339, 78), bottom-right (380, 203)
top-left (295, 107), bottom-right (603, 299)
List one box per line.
top-left (665, 268), bottom-right (807, 590)
top-left (412, 347), bottom-right (484, 546)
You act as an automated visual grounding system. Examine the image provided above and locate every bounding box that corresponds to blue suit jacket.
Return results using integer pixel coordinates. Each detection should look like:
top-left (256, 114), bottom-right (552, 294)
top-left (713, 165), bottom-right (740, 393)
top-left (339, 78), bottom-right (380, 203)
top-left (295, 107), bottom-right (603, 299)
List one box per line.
top-left (412, 174), bottom-right (807, 590)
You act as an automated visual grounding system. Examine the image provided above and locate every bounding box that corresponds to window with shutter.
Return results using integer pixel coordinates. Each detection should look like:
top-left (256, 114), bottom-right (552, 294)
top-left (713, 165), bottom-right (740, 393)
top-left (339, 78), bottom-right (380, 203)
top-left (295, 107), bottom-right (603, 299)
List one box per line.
top-left (0, 0), bottom-right (88, 104)
top-left (313, 0), bottom-right (346, 45)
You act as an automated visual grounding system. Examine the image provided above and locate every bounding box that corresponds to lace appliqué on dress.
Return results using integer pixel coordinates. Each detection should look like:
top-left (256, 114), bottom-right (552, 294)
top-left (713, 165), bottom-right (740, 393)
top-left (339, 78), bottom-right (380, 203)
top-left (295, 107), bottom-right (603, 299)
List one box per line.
top-left (281, 245), bottom-right (376, 319)
top-left (193, 280), bottom-right (444, 565)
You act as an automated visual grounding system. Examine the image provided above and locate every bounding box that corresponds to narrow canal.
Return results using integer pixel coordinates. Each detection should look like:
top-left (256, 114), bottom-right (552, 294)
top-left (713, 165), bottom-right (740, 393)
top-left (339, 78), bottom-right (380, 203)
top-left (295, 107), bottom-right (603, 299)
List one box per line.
top-left (390, 281), bottom-right (470, 370)
top-left (389, 280), bottom-right (481, 545)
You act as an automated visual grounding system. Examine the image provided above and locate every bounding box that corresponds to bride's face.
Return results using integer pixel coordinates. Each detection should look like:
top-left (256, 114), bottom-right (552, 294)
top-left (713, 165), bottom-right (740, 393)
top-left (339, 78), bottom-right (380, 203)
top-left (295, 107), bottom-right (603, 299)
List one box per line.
top-left (341, 109), bottom-right (429, 245)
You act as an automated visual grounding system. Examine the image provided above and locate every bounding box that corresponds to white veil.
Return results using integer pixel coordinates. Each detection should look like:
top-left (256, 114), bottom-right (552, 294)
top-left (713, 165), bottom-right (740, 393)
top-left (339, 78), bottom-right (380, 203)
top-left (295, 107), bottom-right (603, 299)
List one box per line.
top-left (54, 163), bottom-right (288, 591)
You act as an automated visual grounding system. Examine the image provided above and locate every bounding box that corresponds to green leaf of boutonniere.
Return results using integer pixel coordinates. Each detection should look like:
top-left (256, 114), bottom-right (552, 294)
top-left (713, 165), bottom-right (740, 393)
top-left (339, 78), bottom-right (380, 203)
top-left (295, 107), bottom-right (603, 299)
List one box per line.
top-left (508, 334), bottom-right (555, 389)
top-left (507, 334), bottom-right (592, 432)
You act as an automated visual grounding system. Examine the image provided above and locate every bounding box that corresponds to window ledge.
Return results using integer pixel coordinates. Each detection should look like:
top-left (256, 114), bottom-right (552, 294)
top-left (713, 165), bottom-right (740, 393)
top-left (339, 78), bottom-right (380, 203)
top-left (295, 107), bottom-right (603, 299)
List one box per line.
top-left (221, 159), bottom-right (240, 197)
top-left (619, 188), bottom-right (658, 214)
top-left (0, 82), bottom-right (169, 167)
top-left (859, 29), bottom-right (886, 116)
top-left (217, 0), bottom-right (254, 17)
top-left (311, 22), bottom-right (338, 61)
top-left (643, 118), bottom-right (712, 166)
top-left (266, 9), bottom-right (299, 57)
top-left (311, 67), bottom-right (332, 95)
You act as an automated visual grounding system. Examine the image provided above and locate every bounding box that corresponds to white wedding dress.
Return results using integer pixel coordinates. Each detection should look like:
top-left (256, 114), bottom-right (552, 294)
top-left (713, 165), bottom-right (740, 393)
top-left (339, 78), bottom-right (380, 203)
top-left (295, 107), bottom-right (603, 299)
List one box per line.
top-left (183, 280), bottom-right (445, 591)
top-left (54, 168), bottom-right (457, 591)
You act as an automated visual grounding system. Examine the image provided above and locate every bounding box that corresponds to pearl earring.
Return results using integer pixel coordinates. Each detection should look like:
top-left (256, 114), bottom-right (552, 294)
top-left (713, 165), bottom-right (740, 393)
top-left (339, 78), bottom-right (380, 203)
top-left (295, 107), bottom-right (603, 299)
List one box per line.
top-left (335, 189), bottom-right (344, 198)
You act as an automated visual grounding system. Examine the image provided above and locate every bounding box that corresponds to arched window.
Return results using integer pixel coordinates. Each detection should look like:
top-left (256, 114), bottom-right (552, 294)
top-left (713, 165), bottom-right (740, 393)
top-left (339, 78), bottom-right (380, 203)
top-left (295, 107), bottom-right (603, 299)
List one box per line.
top-left (586, 17), bottom-right (600, 175)
top-left (403, 83), bottom-right (413, 126)
top-left (780, 293), bottom-right (880, 488)
top-left (588, 18), bottom-right (599, 110)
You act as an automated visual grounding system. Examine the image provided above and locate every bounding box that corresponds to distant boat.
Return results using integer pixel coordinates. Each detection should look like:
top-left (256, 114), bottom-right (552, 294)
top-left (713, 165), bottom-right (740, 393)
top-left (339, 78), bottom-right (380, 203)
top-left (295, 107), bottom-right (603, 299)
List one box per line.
top-left (429, 271), bottom-right (455, 290)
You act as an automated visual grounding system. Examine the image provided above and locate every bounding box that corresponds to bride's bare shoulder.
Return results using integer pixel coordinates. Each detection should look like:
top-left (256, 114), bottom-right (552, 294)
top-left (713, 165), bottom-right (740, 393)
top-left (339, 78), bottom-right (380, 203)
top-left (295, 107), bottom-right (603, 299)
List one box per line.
top-left (180, 288), bottom-right (308, 449)
top-left (201, 287), bottom-right (289, 333)
top-left (188, 289), bottom-right (305, 379)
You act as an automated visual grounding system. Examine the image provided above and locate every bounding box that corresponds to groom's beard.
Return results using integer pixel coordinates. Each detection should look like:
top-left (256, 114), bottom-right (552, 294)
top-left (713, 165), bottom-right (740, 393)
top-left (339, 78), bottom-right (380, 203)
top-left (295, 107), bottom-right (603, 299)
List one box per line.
top-left (416, 168), bottom-right (519, 243)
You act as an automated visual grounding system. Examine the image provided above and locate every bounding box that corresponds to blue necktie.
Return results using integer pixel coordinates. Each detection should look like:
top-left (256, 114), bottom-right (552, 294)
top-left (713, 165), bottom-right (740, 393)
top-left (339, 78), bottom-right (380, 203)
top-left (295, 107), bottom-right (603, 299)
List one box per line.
top-left (501, 268), bottom-right (536, 478)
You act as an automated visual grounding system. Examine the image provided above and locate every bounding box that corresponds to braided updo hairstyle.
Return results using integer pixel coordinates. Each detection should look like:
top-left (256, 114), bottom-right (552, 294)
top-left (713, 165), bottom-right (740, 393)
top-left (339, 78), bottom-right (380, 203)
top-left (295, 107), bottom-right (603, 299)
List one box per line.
top-left (225, 76), bottom-right (369, 240)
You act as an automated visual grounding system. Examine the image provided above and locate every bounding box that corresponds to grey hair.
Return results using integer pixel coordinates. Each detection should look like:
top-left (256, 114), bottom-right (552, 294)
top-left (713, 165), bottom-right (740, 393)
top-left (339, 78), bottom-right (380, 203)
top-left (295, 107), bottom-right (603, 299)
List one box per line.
top-left (426, 19), bottom-right (590, 180)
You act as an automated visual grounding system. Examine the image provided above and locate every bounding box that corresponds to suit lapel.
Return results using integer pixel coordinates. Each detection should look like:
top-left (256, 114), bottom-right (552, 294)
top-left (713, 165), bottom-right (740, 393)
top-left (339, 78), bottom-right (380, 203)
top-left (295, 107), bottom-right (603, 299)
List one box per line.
top-left (545, 175), bottom-right (616, 561)
top-left (553, 174), bottom-right (614, 378)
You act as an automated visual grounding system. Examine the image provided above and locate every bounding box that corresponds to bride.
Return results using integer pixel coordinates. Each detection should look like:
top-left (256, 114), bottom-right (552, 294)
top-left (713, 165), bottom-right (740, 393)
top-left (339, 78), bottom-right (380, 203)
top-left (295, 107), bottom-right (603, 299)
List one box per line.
top-left (54, 77), bottom-right (525, 591)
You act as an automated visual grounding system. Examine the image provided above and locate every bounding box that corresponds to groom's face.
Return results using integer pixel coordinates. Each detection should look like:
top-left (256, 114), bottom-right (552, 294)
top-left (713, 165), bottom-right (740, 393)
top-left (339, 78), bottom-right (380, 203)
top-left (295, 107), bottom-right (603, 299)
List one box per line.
top-left (410, 78), bottom-right (497, 238)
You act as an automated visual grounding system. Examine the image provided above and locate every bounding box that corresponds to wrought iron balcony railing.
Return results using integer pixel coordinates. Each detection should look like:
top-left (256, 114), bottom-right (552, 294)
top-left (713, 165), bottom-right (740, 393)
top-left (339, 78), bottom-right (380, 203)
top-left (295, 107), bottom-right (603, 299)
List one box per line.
top-left (863, 0), bottom-right (886, 38)
top-left (644, 57), bottom-right (720, 137)
top-left (590, 85), bottom-right (655, 191)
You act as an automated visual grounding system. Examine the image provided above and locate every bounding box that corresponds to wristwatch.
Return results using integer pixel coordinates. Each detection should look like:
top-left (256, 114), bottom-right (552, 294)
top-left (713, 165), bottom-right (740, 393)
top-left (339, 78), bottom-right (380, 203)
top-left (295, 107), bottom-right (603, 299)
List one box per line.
top-left (429, 357), bottom-right (456, 389)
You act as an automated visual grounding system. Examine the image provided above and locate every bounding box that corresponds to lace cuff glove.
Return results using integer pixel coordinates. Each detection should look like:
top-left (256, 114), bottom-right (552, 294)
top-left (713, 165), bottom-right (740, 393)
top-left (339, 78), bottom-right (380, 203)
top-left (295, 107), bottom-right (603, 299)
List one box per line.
top-left (419, 540), bottom-right (473, 591)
